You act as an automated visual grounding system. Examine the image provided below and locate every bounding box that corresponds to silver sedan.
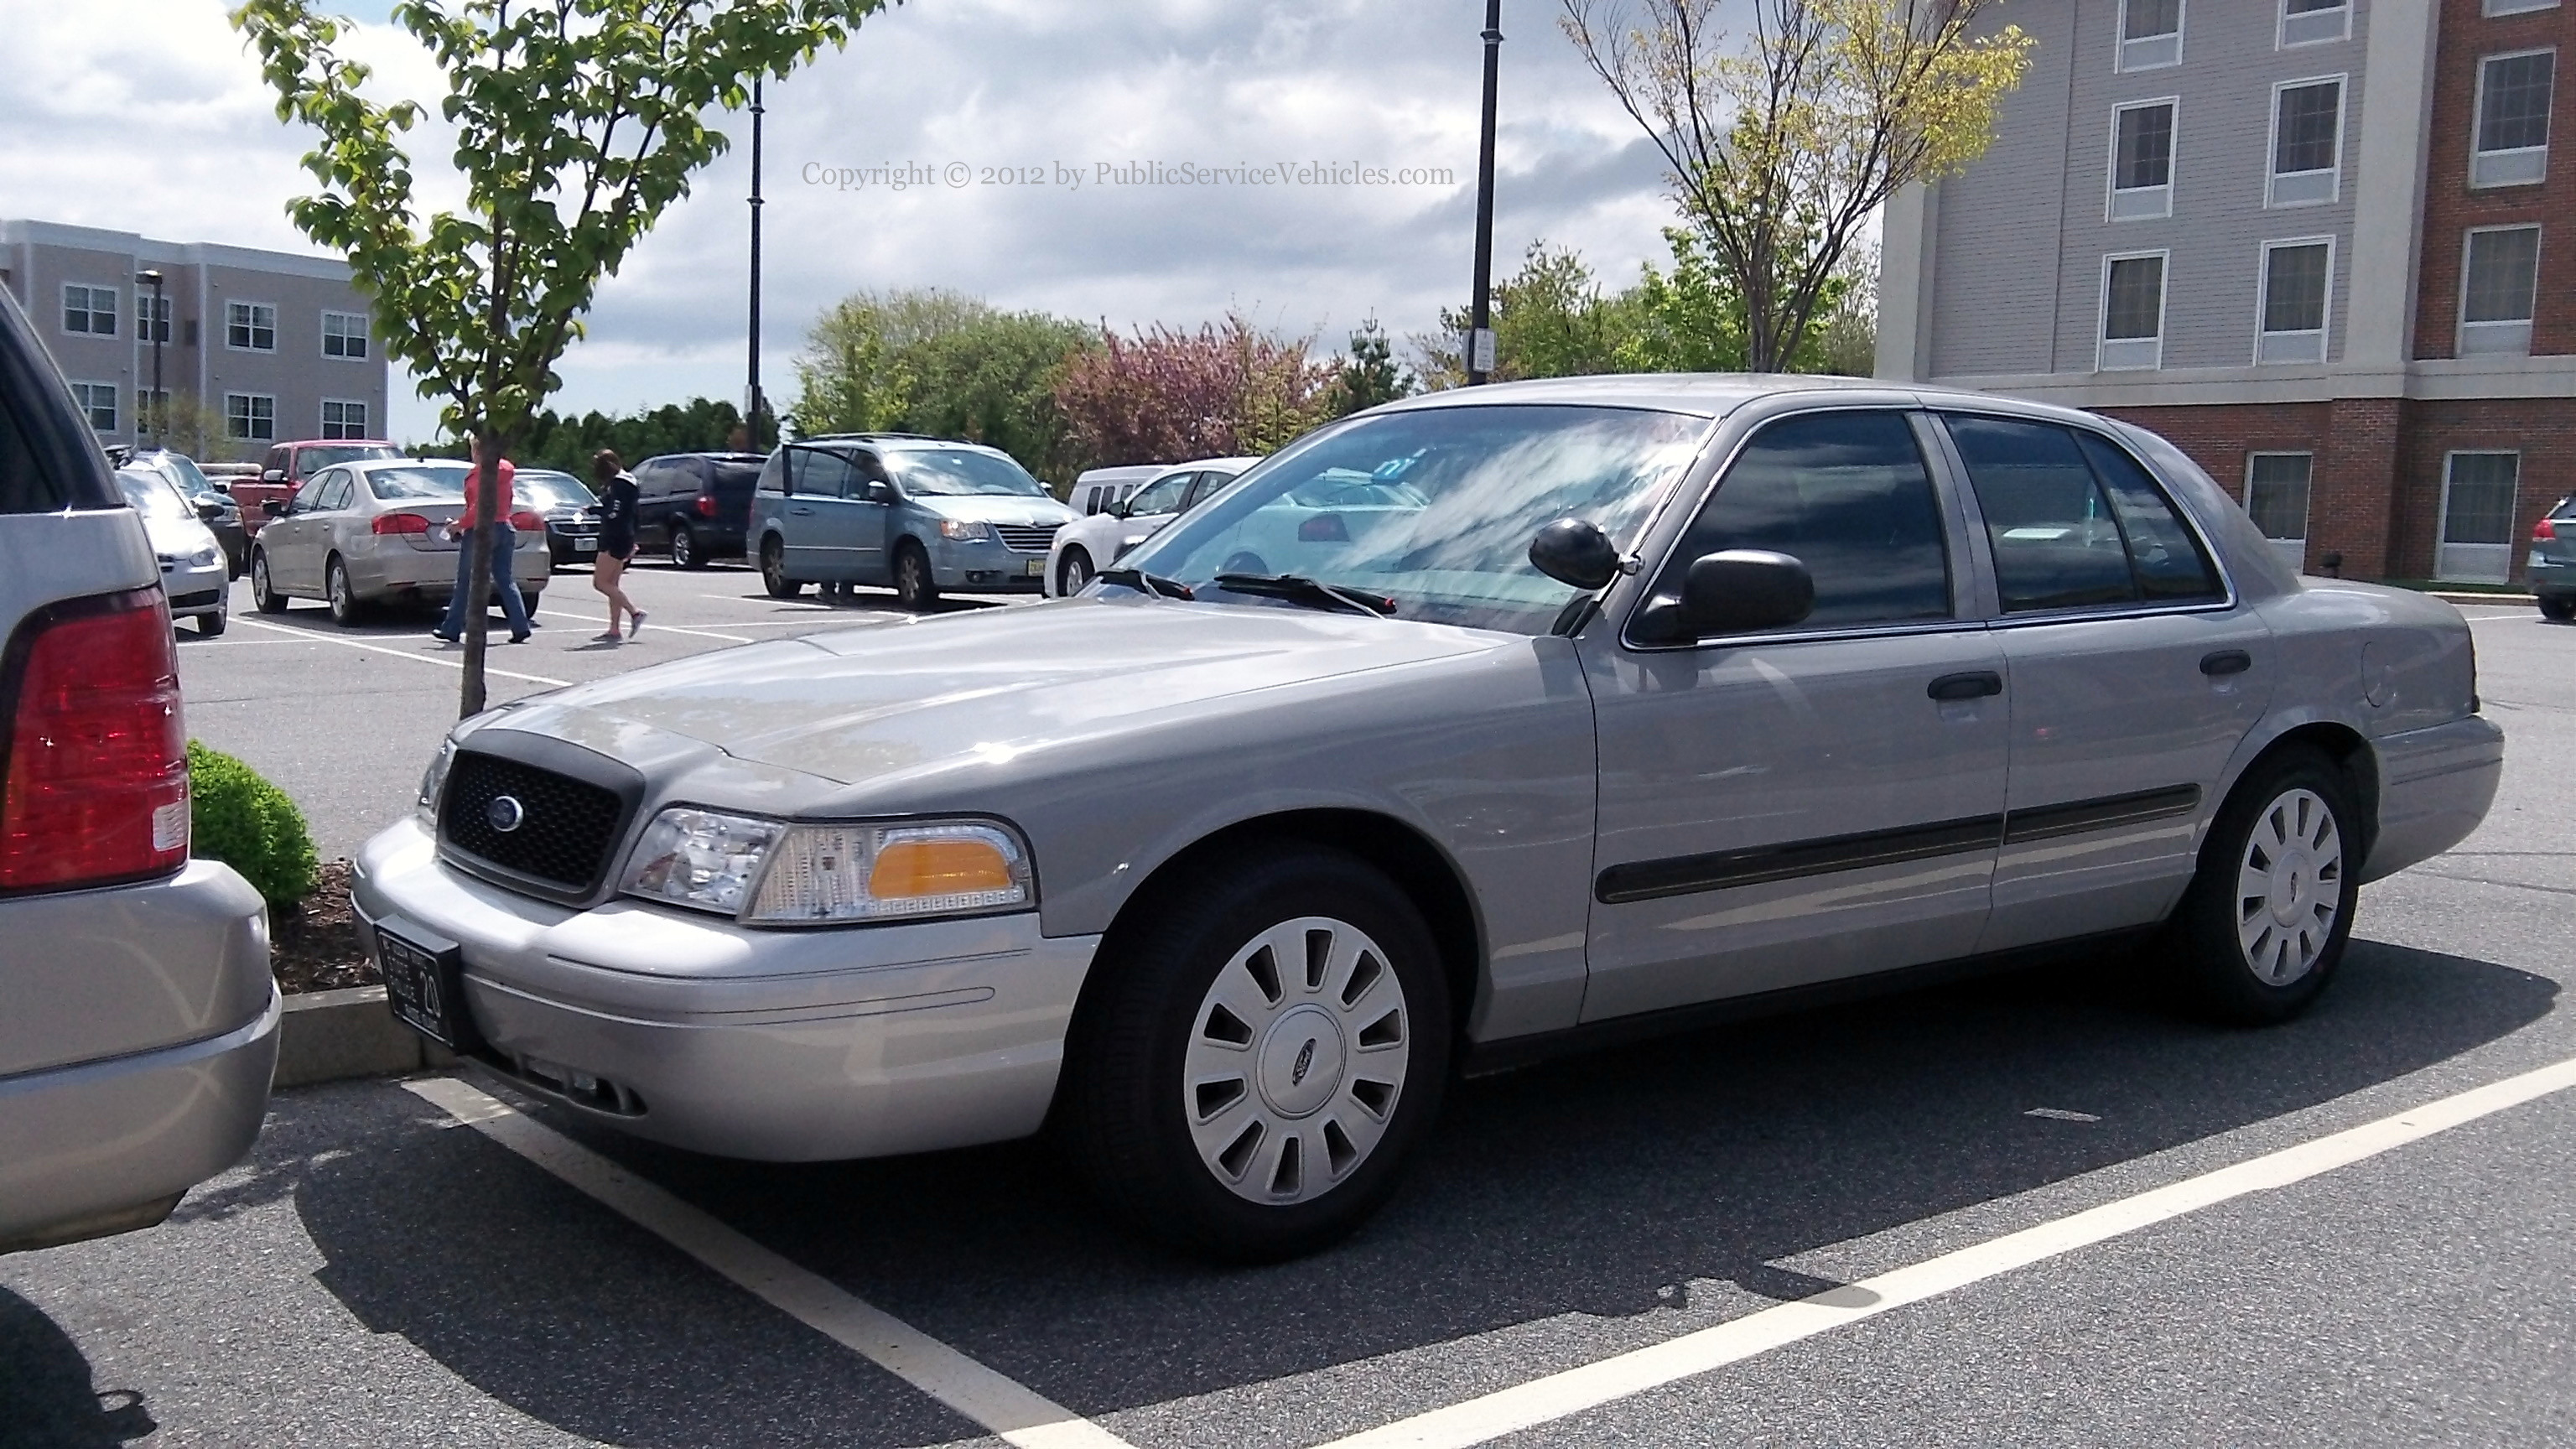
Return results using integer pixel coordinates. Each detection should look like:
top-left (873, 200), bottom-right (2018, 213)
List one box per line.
top-left (247, 460), bottom-right (550, 626)
top-left (357, 377), bottom-right (2502, 1260)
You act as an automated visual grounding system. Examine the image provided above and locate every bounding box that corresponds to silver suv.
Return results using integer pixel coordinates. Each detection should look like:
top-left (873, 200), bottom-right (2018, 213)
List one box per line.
top-left (0, 287), bottom-right (278, 1255)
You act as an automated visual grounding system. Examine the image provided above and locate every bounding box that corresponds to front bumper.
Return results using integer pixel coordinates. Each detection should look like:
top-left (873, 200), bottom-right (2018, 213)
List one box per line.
top-left (351, 818), bottom-right (1098, 1161)
top-left (160, 557), bottom-right (229, 616)
top-left (930, 542), bottom-right (1051, 592)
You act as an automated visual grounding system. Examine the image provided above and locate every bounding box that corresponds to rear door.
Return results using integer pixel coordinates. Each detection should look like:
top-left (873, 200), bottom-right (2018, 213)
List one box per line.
top-left (847, 450), bottom-right (896, 582)
top-left (1934, 413), bottom-right (2273, 952)
top-left (787, 448), bottom-right (855, 577)
top-left (267, 466), bottom-right (336, 591)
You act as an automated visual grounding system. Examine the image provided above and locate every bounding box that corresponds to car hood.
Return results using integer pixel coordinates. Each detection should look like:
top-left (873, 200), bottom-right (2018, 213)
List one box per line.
top-left (912, 495), bottom-right (1078, 527)
top-left (506, 599), bottom-right (1516, 790)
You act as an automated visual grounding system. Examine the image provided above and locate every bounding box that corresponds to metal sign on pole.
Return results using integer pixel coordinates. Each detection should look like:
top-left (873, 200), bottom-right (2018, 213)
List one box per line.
top-left (1466, 0), bottom-right (1504, 387)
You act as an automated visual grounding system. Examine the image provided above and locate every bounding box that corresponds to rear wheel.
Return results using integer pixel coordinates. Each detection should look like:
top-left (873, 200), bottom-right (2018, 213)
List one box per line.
top-left (670, 522), bottom-right (704, 570)
top-left (893, 542), bottom-right (938, 611)
top-left (325, 556), bottom-right (366, 627)
top-left (1058, 546), bottom-right (1095, 596)
top-left (2541, 594), bottom-right (2575, 622)
top-left (761, 536), bottom-right (804, 598)
top-left (2163, 748), bottom-right (2360, 1025)
top-left (1059, 844), bottom-right (1451, 1260)
top-left (250, 548), bottom-right (288, 613)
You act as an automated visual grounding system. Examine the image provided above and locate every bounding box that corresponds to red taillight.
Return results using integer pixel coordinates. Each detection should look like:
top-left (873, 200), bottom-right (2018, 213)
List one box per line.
top-left (371, 512), bottom-right (433, 535)
top-left (694, 495), bottom-right (717, 517)
top-left (508, 510), bottom-right (545, 532)
top-left (1298, 513), bottom-right (1350, 543)
top-left (2537, 517), bottom-right (2559, 542)
top-left (1, 589), bottom-right (190, 893)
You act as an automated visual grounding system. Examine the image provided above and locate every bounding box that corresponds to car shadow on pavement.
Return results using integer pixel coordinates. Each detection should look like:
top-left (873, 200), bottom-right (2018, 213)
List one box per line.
top-left (285, 935), bottom-right (2555, 1442)
top-left (0, 1288), bottom-right (157, 1449)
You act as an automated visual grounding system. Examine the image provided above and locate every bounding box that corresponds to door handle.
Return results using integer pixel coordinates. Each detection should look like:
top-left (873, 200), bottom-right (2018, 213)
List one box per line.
top-left (790, 506), bottom-right (814, 516)
top-left (1928, 670), bottom-right (2004, 702)
top-left (2200, 649), bottom-right (2253, 677)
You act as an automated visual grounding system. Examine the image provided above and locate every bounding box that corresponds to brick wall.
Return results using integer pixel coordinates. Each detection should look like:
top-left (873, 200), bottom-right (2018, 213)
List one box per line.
top-left (2392, 397), bottom-right (2576, 579)
top-left (2414, 0), bottom-right (2576, 360)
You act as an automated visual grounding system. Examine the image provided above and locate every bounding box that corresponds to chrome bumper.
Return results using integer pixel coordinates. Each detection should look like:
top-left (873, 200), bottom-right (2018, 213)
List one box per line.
top-left (351, 819), bottom-right (1098, 1161)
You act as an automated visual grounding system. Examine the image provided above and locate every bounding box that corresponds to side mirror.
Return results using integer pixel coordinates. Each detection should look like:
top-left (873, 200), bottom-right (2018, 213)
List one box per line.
top-left (864, 480), bottom-right (894, 503)
top-left (1527, 517), bottom-right (1621, 589)
top-left (196, 499), bottom-right (225, 522)
top-left (1634, 549), bottom-right (1815, 641)
top-left (261, 499), bottom-right (286, 519)
top-left (262, 468), bottom-right (286, 484)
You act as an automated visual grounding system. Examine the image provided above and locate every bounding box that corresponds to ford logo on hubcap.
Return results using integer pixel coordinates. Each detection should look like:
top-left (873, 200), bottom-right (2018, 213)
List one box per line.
top-left (486, 795), bottom-right (527, 834)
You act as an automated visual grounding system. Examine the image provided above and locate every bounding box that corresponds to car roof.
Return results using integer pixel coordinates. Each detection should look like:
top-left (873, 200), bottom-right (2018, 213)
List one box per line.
top-left (1366, 373), bottom-right (2116, 431)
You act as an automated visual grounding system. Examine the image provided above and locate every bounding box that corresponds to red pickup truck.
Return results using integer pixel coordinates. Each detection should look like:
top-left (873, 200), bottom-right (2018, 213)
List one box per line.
top-left (233, 439), bottom-right (401, 533)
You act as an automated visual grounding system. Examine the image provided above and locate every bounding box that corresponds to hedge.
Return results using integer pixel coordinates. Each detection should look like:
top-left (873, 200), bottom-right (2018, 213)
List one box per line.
top-left (188, 740), bottom-right (319, 908)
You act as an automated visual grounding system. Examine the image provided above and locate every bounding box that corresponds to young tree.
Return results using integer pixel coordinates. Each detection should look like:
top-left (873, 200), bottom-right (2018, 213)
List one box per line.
top-left (231, 0), bottom-right (891, 715)
top-left (1560, 0), bottom-right (2031, 371)
top-left (792, 289), bottom-right (1096, 483)
top-left (1325, 317), bottom-right (1415, 418)
top-left (1420, 242), bottom-right (1644, 387)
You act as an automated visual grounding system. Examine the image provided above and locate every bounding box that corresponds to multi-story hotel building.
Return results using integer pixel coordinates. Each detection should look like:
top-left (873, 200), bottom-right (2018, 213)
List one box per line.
top-left (1, 219), bottom-right (391, 461)
top-left (1877, 0), bottom-right (2572, 585)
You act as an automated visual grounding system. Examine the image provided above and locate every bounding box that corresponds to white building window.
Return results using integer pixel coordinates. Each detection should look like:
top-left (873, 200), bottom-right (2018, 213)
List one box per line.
top-left (2485, 0), bottom-right (2559, 16)
top-left (226, 301), bottom-right (277, 352)
top-left (2268, 77), bottom-right (2345, 206)
top-left (2256, 238), bottom-right (2334, 364)
top-left (2473, 51), bottom-right (2554, 188)
top-left (2460, 225), bottom-right (2542, 355)
top-left (2109, 100), bottom-right (2178, 220)
top-left (320, 399), bottom-right (371, 440)
top-left (2438, 452), bottom-right (2520, 584)
top-left (2245, 453), bottom-right (2314, 574)
top-left (133, 290), bottom-right (171, 344)
top-left (322, 310), bottom-right (370, 360)
top-left (2098, 252), bottom-right (2168, 371)
top-left (2280, 0), bottom-right (2350, 48)
top-left (61, 284), bottom-right (117, 337)
top-left (2119, 0), bottom-right (2184, 71)
top-left (69, 382), bottom-right (118, 433)
top-left (224, 392), bottom-right (276, 442)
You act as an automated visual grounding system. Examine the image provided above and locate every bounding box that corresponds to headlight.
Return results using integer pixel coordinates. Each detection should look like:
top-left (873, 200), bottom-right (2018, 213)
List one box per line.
top-left (618, 808), bottom-right (1036, 924)
top-left (937, 518), bottom-right (992, 542)
top-left (191, 545), bottom-right (220, 567)
top-left (415, 738), bottom-right (456, 828)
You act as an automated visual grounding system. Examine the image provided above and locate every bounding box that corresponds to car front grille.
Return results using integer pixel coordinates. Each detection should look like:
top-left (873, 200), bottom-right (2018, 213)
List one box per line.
top-left (994, 523), bottom-right (1060, 553)
top-left (439, 750), bottom-right (626, 893)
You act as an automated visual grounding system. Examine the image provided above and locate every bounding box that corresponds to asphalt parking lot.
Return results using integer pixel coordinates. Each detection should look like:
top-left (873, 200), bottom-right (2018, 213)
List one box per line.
top-left (3, 578), bottom-right (2571, 1449)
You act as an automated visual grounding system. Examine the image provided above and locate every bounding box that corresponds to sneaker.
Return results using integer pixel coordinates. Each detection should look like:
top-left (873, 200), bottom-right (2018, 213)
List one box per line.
top-left (627, 610), bottom-right (647, 636)
top-left (429, 630), bottom-right (458, 644)
top-left (508, 631), bottom-right (532, 645)
top-left (592, 630), bottom-right (623, 643)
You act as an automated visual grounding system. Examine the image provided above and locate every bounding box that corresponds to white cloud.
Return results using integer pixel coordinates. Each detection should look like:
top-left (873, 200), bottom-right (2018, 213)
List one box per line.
top-left (0, 0), bottom-right (1684, 444)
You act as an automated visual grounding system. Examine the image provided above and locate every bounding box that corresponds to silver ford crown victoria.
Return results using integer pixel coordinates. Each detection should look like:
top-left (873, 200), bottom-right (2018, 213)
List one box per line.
top-left (355, 377), bottom-right (2502, 1259)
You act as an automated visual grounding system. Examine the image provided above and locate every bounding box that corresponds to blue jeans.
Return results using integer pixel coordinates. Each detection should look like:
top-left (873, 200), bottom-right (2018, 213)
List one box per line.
top-left (437, 522), bottom-right (531, 638)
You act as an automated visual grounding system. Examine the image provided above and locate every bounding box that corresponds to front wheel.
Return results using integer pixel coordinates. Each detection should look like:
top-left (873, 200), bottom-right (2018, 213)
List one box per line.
top-left (761, 536), bottom-right (804, 598)
top-left (1058, 844), bottom-right (1451, 1260)
top-left (250, 548), bottom-right (288, 613)
top-left (670, 523), bottom-right (704, 570)
top-left (196, 589), bottom-right (229, 637)
top-left (2163, 748), bottom-right (2360, 1025)
top-left (1058, 546), bottom-right (1095, 596)
top-left (893, 543), bottom-right (938, 611)
top-left (2541, 595), bottom-right (2575, 622)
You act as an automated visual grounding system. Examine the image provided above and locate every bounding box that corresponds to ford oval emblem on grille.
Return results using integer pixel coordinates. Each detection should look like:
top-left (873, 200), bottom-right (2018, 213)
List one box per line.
top-left (486, 795), bottom-right (527, 834)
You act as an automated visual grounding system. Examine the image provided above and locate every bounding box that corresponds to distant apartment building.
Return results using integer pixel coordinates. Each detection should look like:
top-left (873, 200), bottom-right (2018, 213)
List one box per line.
top-left (1, 219), bottom-right (390, 461)
top-left (1877, 0), bottom-right (2573, 585)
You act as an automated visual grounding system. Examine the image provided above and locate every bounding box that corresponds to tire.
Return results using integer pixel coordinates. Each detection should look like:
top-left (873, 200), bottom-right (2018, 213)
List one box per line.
top-left (893, 543), bottom-right (938, 611)
top-left (325, 556), bottom-right (366, 627)
top-left (2163, 748), bottom-right (2361, 1026)
top-left (1058, 546), bottom-right (1095, 596)
top-left (761, 536), bottom-right (804, 598)
top-left (196, 588), bottom-right (229, 637)
top-left (670, 523), bottom-right (704, 570)
top-left (250, 548), bottom-right (288, 613)
top-left (2541, 595), bottom-right (2575, 622)
top-left (1058, 844), bottom-right (1452, 1260)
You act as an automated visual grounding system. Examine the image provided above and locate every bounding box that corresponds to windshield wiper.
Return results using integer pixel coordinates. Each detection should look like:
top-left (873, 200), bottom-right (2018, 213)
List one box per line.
top-left (1096, 567), bottom-right (1195, 600)
top-left (1212, 572), bottom-right (1396, 617)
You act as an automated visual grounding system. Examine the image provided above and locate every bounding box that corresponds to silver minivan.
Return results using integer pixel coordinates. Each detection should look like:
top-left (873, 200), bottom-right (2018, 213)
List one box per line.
top-left (0, 288), bottom-right (278, 1255)
top-left (750, 435), bottom-right (1077, 610)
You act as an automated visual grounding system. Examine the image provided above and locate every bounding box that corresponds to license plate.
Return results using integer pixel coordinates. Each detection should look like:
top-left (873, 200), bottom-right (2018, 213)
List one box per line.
top-left (375, 918), bottom-right (475, 1051)
top-left (576, 538), bottom-right (598, 553)
top-left (1024, 558), bottom-right (1046, 577)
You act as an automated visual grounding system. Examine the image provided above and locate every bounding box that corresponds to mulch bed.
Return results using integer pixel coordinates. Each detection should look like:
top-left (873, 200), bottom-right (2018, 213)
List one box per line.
top-left (272, 859), bottom-right (379, 995)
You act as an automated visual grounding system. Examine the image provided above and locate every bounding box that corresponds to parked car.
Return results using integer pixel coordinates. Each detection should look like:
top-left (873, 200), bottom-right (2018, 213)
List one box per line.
top-left (357, 377), bottom-right (2503, 1260)
top-left (2531, 496), bottom-right (2575, 621)
top-left (1046, 457), bottom-right (1258, 596)
top-left (750, 436), bottom-right (1078, 608)
top-left (631, 451), bottom-right (766, 569)
top-left (114, 466), bottom-right (231, 636)
top-left (234, 439), bottom-right (403, 535)
top-left (515, 469), bottom-right (604, 569)
top-left (126, 449), bottom-right (248, 578)
top-left (0, 284), bottom-right (278, 1257)
top-left (247, 458), bottom-right (551, 626)
top-left (1068, 463), bottom-right (1165, 517)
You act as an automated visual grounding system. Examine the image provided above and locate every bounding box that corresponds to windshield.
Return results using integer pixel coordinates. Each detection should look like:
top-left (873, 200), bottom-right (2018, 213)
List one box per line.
top-left (886, 446), bottom-right (1049, 497)
top-left (116, 469), bottom-right (196, 522)
top-left (299, 444), bottom-right (398, 474)
top-left (362, 463), bottom-right (473, 500)
top-left (1124, 403), bottom-right (1709, 635)
top-left (517, 471), bottom-right (596, 509)
top-left (143, 451), bottom-right (215, 495)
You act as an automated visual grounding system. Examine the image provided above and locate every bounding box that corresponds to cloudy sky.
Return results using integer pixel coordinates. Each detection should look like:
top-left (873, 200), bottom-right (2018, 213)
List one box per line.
top-left (0, 0), bottom-right (1685, 444)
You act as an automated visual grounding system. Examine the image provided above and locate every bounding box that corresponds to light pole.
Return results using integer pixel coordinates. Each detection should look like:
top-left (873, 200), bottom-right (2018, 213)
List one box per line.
top-left (746, 75), bottom-right (767, 449)
top-left (1466, 0), bottom-right (1503, 387)
top-left (135, 268), bottom-right (165, 448)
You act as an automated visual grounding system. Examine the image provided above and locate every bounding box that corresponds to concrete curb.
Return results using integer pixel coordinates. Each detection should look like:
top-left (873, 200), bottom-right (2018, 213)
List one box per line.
top-left (275, 984), bottom-right (455, 1088)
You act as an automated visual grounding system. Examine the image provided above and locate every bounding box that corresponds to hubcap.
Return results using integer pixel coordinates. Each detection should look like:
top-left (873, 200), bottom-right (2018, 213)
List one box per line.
top-left (1065, 554), bottom-right (1092, 591)
top-left (2236, 787), bottom-right (2344, 986)
top-left (330, 567), bottom-right (349, 612)
top-left (1182, 915), bottom-right (1410, 1206)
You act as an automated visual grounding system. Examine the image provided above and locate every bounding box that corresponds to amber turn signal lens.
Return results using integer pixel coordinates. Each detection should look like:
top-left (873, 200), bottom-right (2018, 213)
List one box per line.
top-left (869, 838), bottom-right (1015, 898)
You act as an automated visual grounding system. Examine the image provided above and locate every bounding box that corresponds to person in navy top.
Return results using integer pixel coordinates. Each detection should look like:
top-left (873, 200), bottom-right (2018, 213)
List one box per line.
top-left (590, 449), bottom-right (645, 641)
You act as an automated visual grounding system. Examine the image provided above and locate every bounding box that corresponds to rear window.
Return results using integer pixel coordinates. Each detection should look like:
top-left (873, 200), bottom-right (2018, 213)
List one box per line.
top-left (297, 444), bottom-right (398, 474)
top-left (361, 464), bottom-right (472, 500)
top-left (2553, 496), bottom-right (2576, 522)
top-left (710, 462), bottom-right (762, 496)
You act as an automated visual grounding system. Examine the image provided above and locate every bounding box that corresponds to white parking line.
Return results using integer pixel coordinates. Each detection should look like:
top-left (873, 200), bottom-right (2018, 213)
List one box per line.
top-left (1320, 1052), bottom-right (2576, 1449)
top-left (231, 615), bottom-right (572, 687)
top-left (695, 592), bottom-right (837, 610)
top-left (402, 1077), bottom-right (1137, 1449)
top-left (531, 607), bottom-right (754, 643)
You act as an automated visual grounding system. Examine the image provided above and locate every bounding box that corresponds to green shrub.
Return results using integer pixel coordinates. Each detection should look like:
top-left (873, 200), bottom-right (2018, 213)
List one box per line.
top-left (188, 740), bottom-right (319, 907)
